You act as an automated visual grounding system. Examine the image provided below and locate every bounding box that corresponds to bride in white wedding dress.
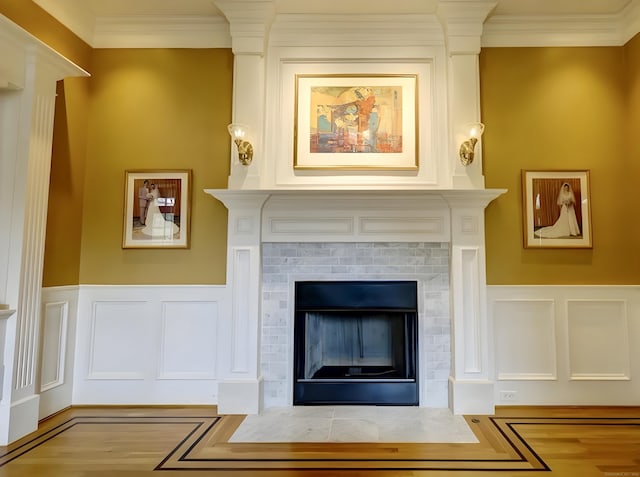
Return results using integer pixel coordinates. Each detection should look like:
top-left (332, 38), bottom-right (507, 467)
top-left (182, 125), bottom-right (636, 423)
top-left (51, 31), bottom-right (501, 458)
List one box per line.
top-left (141, 183), bottom-right (180, 239)
top-left (534, 182), bottom-right (580, 238)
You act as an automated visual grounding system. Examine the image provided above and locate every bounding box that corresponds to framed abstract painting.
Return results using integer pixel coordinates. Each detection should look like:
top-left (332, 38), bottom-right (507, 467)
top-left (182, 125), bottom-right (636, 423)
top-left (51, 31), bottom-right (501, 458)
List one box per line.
top-left (293, 74), bottom-right (418, 171)
top-left (522, 170), bottom-right (592, 249)
top-left (122, 170), bottom-right (191, 249)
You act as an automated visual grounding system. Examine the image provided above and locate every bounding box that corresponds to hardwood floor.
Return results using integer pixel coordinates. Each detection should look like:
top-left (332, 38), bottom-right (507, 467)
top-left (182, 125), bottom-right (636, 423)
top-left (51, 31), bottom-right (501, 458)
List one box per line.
top-left (0, 406), bottom-right (638, 476)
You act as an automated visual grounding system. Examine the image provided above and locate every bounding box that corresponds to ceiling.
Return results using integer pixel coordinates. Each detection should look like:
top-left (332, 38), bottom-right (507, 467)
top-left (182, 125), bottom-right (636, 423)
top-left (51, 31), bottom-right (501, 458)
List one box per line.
top-left (32, 0), bottom-right (638, 48)
top-left (37, 0), bottom-right (633, 17)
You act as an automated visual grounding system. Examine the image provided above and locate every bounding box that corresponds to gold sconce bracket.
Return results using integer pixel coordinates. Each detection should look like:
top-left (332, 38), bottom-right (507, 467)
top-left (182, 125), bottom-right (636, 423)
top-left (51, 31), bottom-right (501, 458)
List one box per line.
top-left (228, 123), bottom-right (253, 166)
top-left (459, 122), bottom-right (484, 166)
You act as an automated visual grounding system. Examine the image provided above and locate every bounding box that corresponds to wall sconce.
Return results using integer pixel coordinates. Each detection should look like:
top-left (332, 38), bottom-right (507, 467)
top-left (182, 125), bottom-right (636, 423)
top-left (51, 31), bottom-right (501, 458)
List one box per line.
top-left (227, 123), bottom-right (253, 165)
top-left (459, 122), bottom-right (485, 166)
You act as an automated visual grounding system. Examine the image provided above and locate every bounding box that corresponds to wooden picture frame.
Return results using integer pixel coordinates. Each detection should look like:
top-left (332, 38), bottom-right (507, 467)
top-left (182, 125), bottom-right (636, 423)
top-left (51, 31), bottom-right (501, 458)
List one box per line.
top-left (293, 74), bottom-right (418, 170)
top-left (122, 170), bottom-right (191, 249)
top-left (522, 170), bottom-right (592, 249)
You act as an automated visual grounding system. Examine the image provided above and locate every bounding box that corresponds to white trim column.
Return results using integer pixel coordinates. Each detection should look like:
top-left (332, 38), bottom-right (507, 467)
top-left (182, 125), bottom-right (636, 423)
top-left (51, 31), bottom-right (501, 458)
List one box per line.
top-left (437, 1), bottom-right (496, 189)
top-left (443, 190), bottom-right (502, 414)
top-left (215, 0), bottom-right (275, 190)
top-left (206, 190), bottom-right (270, 414)
top-left (0, 15), bottom-right (88, 445)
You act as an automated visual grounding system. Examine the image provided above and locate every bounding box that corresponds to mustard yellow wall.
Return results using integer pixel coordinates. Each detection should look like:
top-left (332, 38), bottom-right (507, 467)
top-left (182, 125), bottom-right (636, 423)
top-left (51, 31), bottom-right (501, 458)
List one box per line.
top-left (78, 49), bottom-right (232, 284)
top-left (5, 3), bottom-right (640, 286)
top-left (2, 5), bottom-right (232, 285)
top-left (624, 35), bottom-right (640, 276)
top-left (42, 78), bottom-right (91, 286)
top-left (480, 46), bottom-right (638, 284)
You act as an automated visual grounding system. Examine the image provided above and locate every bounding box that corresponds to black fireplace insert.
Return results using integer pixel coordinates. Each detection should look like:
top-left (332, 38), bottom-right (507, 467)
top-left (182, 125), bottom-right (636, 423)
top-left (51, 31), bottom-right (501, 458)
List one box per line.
top-left (293, 280), bottom-right (418, 405)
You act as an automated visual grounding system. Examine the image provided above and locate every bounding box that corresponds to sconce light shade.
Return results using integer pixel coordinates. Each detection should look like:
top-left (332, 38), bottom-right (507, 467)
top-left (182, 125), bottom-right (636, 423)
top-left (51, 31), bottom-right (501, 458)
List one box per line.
top-left (227, 123), bottom-right (253, 165)
top-left (459, 122), bottom-right (485, 166)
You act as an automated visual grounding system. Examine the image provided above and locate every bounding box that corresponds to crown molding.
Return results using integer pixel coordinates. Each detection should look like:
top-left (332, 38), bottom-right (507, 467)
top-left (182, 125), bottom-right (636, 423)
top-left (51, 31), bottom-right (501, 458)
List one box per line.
top-left (270, 14), bottom-right (444, 48)
top-left (92, 15), bottom-right (231, 48)
top-left (30, 0), bottom-right (640, 49)
top-left (622, 0), bottom-right (640, 43)
top-left (482, 0), bottom-right (640, 48)
top-left (482, 14), bottom-right (627, 47)
top-left (33, 0), bottom-right (96, 45)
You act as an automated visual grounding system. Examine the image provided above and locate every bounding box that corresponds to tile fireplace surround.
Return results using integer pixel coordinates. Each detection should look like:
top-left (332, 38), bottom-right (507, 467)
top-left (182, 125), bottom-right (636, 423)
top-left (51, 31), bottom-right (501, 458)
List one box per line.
top-left (205, 188), bottom-right (504, 416)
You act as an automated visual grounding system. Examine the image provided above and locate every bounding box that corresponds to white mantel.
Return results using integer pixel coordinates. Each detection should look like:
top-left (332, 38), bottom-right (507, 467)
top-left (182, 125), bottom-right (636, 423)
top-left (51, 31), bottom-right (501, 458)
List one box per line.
top-left (205, 188), bottom-right (505, 415)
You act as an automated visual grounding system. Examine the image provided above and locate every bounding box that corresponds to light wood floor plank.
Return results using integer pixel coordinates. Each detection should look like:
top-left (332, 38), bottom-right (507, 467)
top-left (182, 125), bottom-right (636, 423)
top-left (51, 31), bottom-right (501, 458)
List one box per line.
top-left (0, 406), bottom-right (638, 476)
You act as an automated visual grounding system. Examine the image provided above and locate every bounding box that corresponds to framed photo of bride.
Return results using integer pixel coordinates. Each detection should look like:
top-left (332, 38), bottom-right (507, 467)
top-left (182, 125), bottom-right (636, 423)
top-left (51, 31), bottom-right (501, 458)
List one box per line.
top-left (122, 170), bottom-right (192, 249)
top-left (522, 170), bottom-right (592, 249)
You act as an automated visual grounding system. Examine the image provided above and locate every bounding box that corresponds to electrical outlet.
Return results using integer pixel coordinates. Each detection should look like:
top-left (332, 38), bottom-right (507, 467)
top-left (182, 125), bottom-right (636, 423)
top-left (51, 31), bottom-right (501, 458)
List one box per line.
top-left (499, 390), bottom-right (517, 402)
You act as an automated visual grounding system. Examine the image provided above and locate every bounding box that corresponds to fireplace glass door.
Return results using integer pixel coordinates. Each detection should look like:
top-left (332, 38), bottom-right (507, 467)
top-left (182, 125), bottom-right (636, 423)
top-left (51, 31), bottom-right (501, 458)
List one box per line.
top-left (294, 281), bottom-right (418, 405)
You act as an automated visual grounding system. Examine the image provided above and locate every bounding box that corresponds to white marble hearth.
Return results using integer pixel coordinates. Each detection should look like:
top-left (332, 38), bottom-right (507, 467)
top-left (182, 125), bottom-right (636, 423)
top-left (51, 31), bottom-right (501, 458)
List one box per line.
top-left (230, 406), bottom-right (478, 443)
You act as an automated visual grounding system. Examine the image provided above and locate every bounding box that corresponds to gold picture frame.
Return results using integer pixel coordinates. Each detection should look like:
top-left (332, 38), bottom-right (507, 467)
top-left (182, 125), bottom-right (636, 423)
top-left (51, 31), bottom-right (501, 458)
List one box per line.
top-left (522, 170), bottom-right (592, 249)
top-left (122, 170), bottom-right (191, 249)
top-left (294, 74), bottom-right (419, 170)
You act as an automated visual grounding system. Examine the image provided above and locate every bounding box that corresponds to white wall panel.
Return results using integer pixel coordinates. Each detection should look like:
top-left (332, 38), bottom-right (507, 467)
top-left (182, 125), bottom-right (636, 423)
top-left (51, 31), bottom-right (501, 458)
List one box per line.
top-left (158, 301), bottom-right (218, 379)
top-left (489, 286), bottom-right (640, 406)
top-left (88, 301), bottom-right (149, 380)
top-left (39, 286), bottom-right (79, 420)
top-left (40, 301), bottom-right (68, 390)
top-left (493, 299), bottom-right (556, 380)
top-left (72, 285), bottom-right (227, 405)
top-left (567, 300), bottom-right (630, 380)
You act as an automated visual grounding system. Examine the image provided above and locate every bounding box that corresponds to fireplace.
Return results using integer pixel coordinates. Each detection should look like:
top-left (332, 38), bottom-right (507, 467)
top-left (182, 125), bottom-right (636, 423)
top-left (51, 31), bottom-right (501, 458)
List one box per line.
top-left (206, 189), bottom-right (503, 415)
top-left (293, 280), bottom-right (418, 405)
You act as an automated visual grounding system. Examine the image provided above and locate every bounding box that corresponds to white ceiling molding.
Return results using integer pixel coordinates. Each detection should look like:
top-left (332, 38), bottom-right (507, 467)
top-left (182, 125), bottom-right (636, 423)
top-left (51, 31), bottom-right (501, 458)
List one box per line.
top-left (483, 0), bottom-right (640, 47)
top-left (33, 0), bottom-right (96, 45)
top-left (31, 0), bottom-right (640, 49)
top-left (622, 0), bottom-right (640, 43)
top-left (269, 14), bottom-right (444, 48)
top-left (92, 15), bottom-right (231, 49)
top-left (481, 14), bottom-right (626, 47)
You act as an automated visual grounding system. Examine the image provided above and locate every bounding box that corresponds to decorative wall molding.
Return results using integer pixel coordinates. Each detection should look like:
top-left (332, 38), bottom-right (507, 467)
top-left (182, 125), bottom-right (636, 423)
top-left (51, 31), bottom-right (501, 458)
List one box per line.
top-left (493, 299), bottom-right (557, 381)
top-left (489, 286), bottom-right (640, 406)
top-left (567, 299), bottom-right (630, 381)
top-left (157, 301), bottom-right (219, 380)
top-left (40, 301), bottom-right (69, 391)
top-left (37, 283), bottom-right (640, 410)
top-left (39, 286), bottom-right (78, 421)
top-left (72, 285), bottom-right (226, 405)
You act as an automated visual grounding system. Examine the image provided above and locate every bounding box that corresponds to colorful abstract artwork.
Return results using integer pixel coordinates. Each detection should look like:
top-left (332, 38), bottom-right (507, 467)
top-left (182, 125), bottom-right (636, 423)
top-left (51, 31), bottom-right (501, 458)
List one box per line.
top-left (294, 74), bottom-right (418, 170)
top-left (310, 85), bottom-right (403, 154)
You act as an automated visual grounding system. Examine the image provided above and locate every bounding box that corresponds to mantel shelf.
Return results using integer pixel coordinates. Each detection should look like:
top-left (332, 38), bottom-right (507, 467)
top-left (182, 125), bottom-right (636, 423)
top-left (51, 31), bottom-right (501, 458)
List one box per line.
top-left (204, 188), bottom-right (507, 210)
top-left (0, 309), bottom-right (16, 319)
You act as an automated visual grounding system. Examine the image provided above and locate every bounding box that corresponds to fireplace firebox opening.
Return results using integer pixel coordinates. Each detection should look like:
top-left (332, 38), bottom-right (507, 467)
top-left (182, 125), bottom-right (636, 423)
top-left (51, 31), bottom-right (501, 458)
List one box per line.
top-left (293, 280), bottom-right (418, 405)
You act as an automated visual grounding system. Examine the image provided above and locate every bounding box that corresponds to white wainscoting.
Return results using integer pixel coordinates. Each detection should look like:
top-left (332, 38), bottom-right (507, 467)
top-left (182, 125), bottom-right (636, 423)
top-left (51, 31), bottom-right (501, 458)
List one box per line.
top-left (489, 286), bottom-right (640, 406)
top-left (40, 287), bottom-right (78, 419)
top-left (39, 284), bottom-right (639, 411)
top-left (58, 285), bottom-right (227, 405)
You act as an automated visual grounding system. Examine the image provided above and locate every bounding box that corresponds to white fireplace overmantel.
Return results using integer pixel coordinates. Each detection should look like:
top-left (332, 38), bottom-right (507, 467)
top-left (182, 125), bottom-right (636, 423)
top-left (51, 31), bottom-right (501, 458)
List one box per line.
top-left (205, 187), bottom-right (506, 415)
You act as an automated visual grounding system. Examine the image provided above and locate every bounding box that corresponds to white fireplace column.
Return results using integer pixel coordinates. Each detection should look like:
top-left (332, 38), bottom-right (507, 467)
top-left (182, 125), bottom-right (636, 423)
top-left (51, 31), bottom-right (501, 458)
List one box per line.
top-left (214, 0), bottom-right (275, 190)
top-left (437, 1), bottom-right (497, 189)
top-left (209, 191), bottom-right (270, 414)
top-left (0, 15), bottom-right (88, 445)
top-left (443, 191), bottom-right (501, 414)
